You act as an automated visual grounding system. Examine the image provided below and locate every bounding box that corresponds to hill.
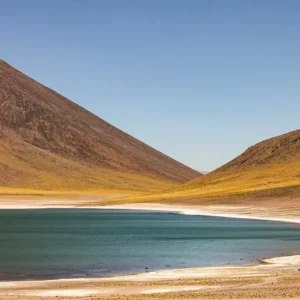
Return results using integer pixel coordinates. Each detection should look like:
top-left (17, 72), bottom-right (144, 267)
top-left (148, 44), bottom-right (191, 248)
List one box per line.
top-left (117, 130), bottom-right (300, 204)
top-left (0, 60), bottom-right (200, 194)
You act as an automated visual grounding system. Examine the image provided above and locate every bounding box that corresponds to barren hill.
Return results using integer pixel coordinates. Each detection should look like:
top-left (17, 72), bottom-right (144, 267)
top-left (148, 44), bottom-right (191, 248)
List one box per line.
top-left (212, 130), bottom-right (300, 172)
top-left (186, 129), bottom-right (300, 187)
top-left (0, 60), bottom-right (200, 193)
top-left (121, 130), bottom-right (300, 204)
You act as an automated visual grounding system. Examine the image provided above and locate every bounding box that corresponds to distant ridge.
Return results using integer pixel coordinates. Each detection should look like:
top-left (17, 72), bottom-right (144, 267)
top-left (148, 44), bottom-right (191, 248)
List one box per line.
top-left (200, 171), bottom-right (210, 175)
top-left (0, 59), bottom-right (200, 192)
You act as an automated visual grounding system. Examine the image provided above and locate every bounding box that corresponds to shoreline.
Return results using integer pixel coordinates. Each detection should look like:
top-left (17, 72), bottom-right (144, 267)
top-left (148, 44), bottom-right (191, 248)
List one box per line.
top-left (97, 203), bottom-right (300, 225)
top-left (1, 254), bottom-right (300, 298)
top-left (2, 253), bottom-right (300, 283)
top-left (1, 201), bottom-right (299, 225)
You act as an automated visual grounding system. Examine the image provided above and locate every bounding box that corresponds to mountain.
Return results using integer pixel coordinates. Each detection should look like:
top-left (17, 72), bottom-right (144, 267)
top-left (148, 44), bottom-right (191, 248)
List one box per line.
top-left (0, 59), bottom-right (200, 193)
top-left (183, 129), bottom-right (300, 196)
top-left (209, 130), bottom-right (300, 173)
top-left (123, 130), bottom-right (300, 203)
top-left (199, 171), bottom-right (210, 175)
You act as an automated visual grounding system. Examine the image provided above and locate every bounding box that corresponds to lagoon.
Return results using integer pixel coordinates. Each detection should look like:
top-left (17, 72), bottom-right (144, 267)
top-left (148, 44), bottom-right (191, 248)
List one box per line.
top-left (0, 209), bottom-right (299, 280)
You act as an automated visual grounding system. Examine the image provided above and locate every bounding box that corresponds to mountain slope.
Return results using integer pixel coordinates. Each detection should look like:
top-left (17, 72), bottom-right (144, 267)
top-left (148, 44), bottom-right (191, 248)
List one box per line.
top-left (118, 130), bottom-right (300, 203)
top-left (180, 129), bottom-right (300, 198)
top-left (0, 59), bottom-right (200, 193)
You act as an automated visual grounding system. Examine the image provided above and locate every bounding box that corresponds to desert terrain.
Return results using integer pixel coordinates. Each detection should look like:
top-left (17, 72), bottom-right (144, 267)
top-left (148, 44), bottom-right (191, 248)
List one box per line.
top-left (0, 60), bottom-right (299, 299)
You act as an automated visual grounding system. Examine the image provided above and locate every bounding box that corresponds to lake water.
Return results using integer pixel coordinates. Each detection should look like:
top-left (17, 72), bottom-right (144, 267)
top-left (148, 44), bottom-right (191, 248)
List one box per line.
top-left (0, 209), bottom-right (299, 280)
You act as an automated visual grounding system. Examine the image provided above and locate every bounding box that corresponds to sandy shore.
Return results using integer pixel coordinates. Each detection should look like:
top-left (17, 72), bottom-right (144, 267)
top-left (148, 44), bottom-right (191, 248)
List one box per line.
top-left (0, 198), bottom-right (300, 224)
top-left (98, 203), bottom-right (300, 224)
top-left (0, 255), bottom-right (300, 299)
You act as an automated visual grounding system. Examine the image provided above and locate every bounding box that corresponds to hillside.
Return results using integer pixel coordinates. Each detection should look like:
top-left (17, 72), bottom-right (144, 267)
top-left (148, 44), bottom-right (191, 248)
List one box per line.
top-left (116, 130), bottom-right (300, 204)
top-left (0, 59), bottom-right (200, 194)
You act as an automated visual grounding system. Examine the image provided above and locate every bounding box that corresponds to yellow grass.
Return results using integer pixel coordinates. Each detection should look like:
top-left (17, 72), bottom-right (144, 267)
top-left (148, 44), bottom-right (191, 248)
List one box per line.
top-left (2, 134), bottom-right (299, 203)
top-left (2, 153), bottom-right (299, 203)
top-left (0, 187), bottom-right (141, 196)
top-left (0, 140), bottom-right (177, 194)
top-left (106, 156), bottom-right (300, 204)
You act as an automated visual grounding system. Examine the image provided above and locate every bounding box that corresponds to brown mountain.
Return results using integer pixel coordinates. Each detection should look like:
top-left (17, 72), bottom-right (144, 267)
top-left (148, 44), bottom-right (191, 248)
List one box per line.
top-left (0, 59), bottom-right (200, 193)
top-left (124, 130), bottom-right (300, 203)
top-left (186, 129), bottom-right (300, 185)
top-left (212, 130), bottom-right (300, 172)
top-left (178, 129), bottom-right (300, 200)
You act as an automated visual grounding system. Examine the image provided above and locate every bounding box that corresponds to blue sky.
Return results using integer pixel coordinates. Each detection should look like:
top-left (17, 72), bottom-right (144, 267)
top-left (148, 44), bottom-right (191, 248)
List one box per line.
top-left (1, 0), bottom-right (299, 171)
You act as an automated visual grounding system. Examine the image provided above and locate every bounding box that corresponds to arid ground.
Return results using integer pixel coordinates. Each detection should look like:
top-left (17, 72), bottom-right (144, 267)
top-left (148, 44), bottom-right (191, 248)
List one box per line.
top-left (1, 60), bottom-right (300, 299)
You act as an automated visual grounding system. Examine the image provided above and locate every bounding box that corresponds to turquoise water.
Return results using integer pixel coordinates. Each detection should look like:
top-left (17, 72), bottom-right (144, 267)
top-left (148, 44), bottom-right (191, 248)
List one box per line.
top-left (0, 209), bottom-right (299, 280)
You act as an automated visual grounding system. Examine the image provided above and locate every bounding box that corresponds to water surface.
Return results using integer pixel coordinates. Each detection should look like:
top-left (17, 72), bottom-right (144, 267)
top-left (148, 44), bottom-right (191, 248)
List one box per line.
top-left (0, 209), bottom-right (299, 280)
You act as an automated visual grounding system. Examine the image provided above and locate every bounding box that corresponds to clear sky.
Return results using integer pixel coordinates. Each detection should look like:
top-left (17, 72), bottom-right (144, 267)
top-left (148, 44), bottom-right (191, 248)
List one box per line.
top-left (1, 0), bottom-right (299, 171)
